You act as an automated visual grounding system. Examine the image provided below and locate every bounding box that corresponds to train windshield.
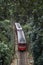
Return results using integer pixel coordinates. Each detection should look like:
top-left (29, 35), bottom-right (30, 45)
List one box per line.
top-left (17, 30), bottom-right (26, 43)
top-left (18, 44), bottom-right (26, 46)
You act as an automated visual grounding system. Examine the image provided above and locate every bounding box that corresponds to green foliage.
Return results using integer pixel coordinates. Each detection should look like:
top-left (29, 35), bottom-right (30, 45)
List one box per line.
top-left (0, 0), bottom-right (43, 65)
top-left (0, 42), bottom-right (10, 65)
top-left (0, 21), bottom-right (15, 65)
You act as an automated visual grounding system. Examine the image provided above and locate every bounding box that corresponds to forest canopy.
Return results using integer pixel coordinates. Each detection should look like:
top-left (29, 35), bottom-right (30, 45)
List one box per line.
top-left (0, 0), bottom-right (43, 65)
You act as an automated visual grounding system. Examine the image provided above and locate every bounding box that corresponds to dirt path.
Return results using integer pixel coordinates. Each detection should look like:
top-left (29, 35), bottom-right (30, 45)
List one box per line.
top-left (11, 23), bottom-right (34, 65)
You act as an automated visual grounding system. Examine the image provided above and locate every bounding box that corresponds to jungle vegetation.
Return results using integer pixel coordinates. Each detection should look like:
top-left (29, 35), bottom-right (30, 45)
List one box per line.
top-left (0, 0), bottom-right (43, 65)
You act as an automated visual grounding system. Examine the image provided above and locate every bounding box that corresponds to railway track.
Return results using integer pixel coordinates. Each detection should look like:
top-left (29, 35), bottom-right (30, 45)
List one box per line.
top-left (14, 23), bottom-right (28, 65)
top-left (19, 51), bottom-right (28, 65)
top-left (14, 24), bottom-right (28, 65)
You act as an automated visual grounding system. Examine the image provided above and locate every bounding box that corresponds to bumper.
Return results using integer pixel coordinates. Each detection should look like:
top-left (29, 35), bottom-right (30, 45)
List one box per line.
top-left (18, 46), bottom-right (26, 51)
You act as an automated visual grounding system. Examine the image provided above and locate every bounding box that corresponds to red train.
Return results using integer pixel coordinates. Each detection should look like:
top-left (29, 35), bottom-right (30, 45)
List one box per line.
top-left (15, 23), bottom-right (26, 51)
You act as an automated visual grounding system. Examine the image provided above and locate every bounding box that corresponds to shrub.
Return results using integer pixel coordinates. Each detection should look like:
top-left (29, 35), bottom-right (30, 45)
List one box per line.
top-left (0, 20), bottom-right (15, 65)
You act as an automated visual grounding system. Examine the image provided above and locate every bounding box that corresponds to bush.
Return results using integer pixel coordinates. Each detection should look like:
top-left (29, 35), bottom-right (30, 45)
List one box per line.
top-left (0, 42), bottom-right (10, 65)
top-left (0, 20), bottom-right (15, 65)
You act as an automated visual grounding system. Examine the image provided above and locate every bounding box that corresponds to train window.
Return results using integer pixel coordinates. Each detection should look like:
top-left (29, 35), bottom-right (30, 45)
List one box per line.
top-left (20, 38), bottom-right (25, 42)
top-left (19, 44), bottom-right (26, 46)
top-left (22, 44), bottom-right (26, 46)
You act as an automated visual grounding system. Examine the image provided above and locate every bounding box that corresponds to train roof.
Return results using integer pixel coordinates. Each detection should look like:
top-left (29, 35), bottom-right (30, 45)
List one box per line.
top-left (15, 23), bottom-right (22, 30)
top-left (17, 30), bottom-right (26, 44)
